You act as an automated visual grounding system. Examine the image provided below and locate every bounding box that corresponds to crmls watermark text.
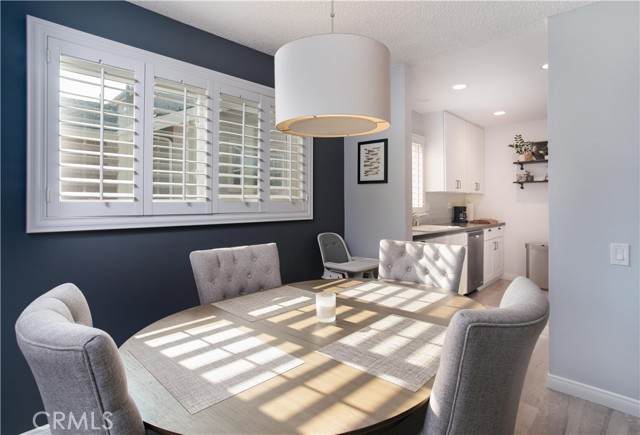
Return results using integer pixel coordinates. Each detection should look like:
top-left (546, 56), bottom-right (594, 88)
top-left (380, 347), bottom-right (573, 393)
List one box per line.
top-left (33, 411), bottom-right (113, 430)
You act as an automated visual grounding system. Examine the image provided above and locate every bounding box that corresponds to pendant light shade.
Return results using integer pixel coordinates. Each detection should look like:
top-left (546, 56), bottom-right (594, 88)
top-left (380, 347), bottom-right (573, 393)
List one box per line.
top-left (275, 33), bottom-right (391, 137)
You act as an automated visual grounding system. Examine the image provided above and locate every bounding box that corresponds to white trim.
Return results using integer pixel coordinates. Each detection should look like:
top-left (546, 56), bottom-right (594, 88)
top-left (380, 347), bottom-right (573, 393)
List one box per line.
top-left (501, 272), bottom-right (519, 281)
top-left (547, 374), bottom-right (640, 417)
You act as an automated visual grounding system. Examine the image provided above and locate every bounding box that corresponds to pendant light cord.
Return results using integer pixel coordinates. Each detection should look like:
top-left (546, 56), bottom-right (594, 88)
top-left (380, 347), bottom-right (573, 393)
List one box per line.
top-left (330, 0), bottom-right (335, 33)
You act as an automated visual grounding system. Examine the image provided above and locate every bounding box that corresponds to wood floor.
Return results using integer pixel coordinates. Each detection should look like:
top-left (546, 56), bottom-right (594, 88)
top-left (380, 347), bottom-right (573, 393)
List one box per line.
top-left (469, 280), bottom-right (640, 435)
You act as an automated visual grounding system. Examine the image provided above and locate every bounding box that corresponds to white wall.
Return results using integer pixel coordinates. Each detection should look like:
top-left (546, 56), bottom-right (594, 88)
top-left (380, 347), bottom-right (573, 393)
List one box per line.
top-left (469, 119), bottom-right (548, 279)
top-left (344, 64), bottom-right (412, 257)
top-left (548, 1), bottom-right (639, 415)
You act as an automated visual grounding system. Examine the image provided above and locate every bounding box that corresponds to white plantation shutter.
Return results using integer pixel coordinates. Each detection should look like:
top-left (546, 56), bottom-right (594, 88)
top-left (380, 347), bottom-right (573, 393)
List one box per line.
top-left (268, 106), bottom-right (309, 212)
top-left (146, 72), bottom-right (212, 215)
top-left (47, 40), bottom-right (144, 218)
top-left (218, 90), bottom-right (264, 212)
top-left (28, 18), bottom-right (313, 232)
top-left (412, 137), bottom-right (424, 209)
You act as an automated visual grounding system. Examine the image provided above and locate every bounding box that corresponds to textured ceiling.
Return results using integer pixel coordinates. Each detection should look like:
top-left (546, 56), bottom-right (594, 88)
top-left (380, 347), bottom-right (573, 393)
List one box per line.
top-left (130, 0), bottom-right (593, 127)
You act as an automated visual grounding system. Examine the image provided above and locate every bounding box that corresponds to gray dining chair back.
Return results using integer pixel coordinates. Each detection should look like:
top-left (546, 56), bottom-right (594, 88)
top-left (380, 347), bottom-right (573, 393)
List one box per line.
top-left (318, 232), bottom-right (378, 279)
top-left (15, 283), bottom-right (145, 435)
top-left (378, 239), bottom-right (466, 292)
top-left (423, 276), bottom-right (549, 435)
top-left (190, 242), bottom-right (282, 304)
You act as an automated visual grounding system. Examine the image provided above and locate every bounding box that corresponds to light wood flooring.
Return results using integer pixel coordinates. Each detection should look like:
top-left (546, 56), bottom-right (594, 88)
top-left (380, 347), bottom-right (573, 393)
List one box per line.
top-left (469, 280), bottom-right (640, 435)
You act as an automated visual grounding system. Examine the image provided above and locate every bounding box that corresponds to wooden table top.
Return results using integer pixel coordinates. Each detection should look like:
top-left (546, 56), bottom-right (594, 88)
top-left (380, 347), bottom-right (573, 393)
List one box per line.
top-left (120, 279), bottom-right (483, 434)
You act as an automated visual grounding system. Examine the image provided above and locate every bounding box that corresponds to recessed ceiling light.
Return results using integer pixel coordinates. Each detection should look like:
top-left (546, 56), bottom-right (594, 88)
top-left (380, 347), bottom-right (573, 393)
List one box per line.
top-left (493, 111), bottom-right (506, 116)
top-left (452, 83), bottom-right (467, 90)
top-left (541, 63), bottom-right (549, 70)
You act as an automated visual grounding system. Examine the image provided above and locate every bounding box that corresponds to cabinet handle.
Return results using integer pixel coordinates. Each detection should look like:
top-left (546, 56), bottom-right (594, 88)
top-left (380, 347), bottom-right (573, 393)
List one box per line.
top-left (494, 241), bottom-right (498, 250)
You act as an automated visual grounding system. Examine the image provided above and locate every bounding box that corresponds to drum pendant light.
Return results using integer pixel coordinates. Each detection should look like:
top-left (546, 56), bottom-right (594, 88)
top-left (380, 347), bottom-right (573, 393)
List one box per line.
top-left (275, 2), bottom-right (391, 137)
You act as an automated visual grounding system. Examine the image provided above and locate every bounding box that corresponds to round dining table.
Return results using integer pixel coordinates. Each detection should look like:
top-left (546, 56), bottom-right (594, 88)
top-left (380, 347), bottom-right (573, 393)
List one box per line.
top-left (119, 279), bottom-right (482, 434)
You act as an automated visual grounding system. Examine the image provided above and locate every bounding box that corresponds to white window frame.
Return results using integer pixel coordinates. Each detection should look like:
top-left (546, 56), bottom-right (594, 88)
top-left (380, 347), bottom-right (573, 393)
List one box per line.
top-left (26, 17), bottom-right (312, 233)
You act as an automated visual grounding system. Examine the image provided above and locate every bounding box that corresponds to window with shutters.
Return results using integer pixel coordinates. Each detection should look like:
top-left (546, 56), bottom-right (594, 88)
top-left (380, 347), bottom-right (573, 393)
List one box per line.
top-left (27, 17), bottom-right (312, 232)
top-left (218, 91), bottom-right (264, 213)
top-left (146, 70), bottom-right (213, 215)
top-left (412, 135), bottom-right (425, 210)
top-left (268, 107), bottom-right (308, 212)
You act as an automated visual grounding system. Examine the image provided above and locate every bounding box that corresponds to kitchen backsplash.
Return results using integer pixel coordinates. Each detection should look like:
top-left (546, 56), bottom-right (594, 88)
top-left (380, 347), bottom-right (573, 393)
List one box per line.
top-left (417, 193), bottom-right (467, 224)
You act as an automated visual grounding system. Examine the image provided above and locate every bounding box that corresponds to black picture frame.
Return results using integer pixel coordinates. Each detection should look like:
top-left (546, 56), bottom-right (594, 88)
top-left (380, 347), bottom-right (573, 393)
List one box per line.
top-left (357, 139), bottom-right (388, 184)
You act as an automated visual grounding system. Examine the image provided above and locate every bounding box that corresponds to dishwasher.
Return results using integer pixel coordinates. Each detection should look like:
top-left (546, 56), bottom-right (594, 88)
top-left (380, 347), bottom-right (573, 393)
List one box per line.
top-left (467, 230), bottom-right (484, 291)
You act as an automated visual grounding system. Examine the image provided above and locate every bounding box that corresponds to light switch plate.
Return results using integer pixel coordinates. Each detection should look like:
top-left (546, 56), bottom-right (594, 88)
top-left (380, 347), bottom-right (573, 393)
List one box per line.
top-left (610, 243), bottom-right (630, 266)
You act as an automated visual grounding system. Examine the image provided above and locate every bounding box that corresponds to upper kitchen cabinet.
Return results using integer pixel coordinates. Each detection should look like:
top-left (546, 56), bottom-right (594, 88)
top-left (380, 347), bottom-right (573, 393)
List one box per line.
top-left (467, 122), bottom-right (485, 193)
top-left (424, 111), bottom-right (484, 193)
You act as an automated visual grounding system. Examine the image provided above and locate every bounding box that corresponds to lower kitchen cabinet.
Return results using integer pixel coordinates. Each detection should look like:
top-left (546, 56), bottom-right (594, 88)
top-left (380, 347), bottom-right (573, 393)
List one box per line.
top-left (483, 226), bottom-right (504, 285)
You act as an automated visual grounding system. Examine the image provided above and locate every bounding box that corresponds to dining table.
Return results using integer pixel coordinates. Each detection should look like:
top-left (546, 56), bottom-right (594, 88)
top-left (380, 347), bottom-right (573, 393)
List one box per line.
top-left (119, 278), bottom-right (483, 434)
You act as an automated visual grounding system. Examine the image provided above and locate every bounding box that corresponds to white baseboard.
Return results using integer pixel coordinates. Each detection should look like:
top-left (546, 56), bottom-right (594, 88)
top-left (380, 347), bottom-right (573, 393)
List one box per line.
top-left (547, 374), bottom-right (640, 417)
top-left (501, 272), bottom-right (518, 281)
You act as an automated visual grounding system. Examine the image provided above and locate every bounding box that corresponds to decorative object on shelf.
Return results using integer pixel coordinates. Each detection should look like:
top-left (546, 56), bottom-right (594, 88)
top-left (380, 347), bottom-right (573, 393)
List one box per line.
top-left (525, 170), bottom-right (534, 182)
top-left (508, 134), bottom-right (533, 161)
top-left (275, 1), bottom-right (390, 137)
top-left (358, 139), bottom-right (388, 184)
top-left (531, 141), bottom-right (548, 160)
top-left (516, 172), bottom-right (527, 183)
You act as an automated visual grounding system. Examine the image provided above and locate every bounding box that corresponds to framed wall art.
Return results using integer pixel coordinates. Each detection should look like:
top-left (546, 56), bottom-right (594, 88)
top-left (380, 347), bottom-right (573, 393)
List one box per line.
top-left (358, 139), bottom-right (388, 184)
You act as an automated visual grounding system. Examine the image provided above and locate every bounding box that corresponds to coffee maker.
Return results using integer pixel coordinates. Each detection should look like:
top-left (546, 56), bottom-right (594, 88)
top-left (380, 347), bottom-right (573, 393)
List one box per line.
top-left (452, 206), bottom-right (468, 223)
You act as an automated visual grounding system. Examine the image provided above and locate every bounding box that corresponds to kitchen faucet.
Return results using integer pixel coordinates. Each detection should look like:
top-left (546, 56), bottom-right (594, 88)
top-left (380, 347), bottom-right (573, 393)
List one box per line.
top-left (412, 211), bottom-right (430, 226)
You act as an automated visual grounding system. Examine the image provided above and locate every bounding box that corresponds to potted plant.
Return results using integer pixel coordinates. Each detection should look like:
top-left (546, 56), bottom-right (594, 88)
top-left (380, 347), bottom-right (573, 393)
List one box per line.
top-left (508, 134), bottom-right (533, 161)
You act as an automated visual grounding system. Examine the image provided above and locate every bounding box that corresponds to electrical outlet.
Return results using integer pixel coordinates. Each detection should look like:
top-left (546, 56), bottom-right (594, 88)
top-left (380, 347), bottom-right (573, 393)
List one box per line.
top-left (610, 243), bottom-right (630, 266)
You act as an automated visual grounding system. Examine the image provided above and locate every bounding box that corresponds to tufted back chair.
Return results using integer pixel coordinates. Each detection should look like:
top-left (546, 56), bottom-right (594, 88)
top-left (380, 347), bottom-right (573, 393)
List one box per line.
top-left (190, 243), bottom-right (283, 304)
top-left (422, 276), bottom-right (549, 435)
top-left (378, 239), bottom-right (466, 292)
top-left (15, 283), bottom-right (146, 435)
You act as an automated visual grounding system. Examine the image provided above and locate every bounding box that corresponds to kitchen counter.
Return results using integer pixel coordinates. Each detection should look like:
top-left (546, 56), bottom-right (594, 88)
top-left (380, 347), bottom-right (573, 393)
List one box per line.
top-left (412, 222), bottom-right (505, 241)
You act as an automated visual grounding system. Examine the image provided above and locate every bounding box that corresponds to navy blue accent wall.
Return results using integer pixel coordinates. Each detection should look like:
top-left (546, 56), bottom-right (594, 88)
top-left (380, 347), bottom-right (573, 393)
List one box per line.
top-left (1, 2), bottom-right (344, 432)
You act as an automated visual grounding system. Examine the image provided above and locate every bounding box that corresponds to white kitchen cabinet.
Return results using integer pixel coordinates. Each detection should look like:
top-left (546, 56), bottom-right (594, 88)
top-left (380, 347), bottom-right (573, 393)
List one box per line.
top-left (483, 226), bottom-right (504, 285)
top-left (467, 122), bottom-right (485, 194)
top-left (424, 111), bottom-right (484, 193)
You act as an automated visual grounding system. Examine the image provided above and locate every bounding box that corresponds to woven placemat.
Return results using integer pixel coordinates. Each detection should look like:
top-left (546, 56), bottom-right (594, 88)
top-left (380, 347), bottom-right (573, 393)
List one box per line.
top-left (317, 314), bottom-right (446, 391)
top-left (337, 282), bottom-right (447, 313)
top-left (128, 318), bottom-right (304, 414)
top-left (212, 286), bottom-right (316, 321)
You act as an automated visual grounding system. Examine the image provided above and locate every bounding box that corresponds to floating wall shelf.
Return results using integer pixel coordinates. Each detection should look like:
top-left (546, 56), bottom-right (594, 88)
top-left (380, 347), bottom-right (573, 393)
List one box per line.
top-left (513, 160), bottom-right (548, 170)
top-left (513, 180), bottom-right (549, 189)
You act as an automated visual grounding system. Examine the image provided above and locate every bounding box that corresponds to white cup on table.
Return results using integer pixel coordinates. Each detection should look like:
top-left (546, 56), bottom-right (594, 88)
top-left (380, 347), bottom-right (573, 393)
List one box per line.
top-left (316, 292), bottom-right (336, 323)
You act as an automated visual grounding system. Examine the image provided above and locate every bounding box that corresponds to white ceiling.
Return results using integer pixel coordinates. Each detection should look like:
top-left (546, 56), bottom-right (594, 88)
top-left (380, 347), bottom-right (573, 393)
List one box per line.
top-left (130, 0), bottom-right (592, 128)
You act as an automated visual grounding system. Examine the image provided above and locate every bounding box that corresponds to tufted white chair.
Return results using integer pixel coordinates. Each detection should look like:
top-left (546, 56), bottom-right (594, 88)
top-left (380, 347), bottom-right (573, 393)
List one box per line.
top-left (189, 243), bottom-right (283, 304)
top-left (378, 239), bottom-right (466, 292)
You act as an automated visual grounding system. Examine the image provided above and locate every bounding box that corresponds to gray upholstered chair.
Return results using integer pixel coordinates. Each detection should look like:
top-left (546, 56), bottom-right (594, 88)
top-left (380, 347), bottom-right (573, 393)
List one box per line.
top-left (15, 283), bottom-right (145, 435)
top-left (378, 239), bottom-right (466, 292)
top-left (317, 232), bottom-right (379, 279)
top-left (190, 242), bottom-right (282, 304)
top-left (422, 276), bottom-right (549, 435)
